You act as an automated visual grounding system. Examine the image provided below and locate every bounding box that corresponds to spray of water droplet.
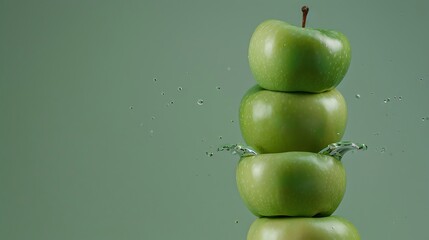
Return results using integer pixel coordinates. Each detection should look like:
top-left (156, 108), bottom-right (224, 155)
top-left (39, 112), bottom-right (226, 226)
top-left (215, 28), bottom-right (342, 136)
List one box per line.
top-left (319, 141), bottom-right (367, 160)
top-left (197, 99), bottom-right (204, 105)
top-left (355, 94), bottom-right (361, 99)
top-left (217, 144), bottom-right (257, 157)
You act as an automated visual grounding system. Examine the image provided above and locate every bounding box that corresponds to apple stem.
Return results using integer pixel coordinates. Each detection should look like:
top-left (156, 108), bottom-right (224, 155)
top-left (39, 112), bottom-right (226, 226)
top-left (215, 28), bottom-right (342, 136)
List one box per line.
top-left (301, 6), bottom-right (309, 28)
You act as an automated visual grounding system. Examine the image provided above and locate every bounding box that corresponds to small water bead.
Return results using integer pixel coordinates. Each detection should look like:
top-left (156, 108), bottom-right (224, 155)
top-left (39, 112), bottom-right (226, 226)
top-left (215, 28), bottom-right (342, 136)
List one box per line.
top-left (235, 220), bottom-right (239, 224)
top-left (206, 152), bottom-right (214, 157)
top-left (129, 106), bottom-right (134, 110)
top-left (422, 117), bottom-right (429, 121)
top-left (153, 78), bottom-right (157, 82)
top-left (197, 99), bottom-right (204, 105)
top-left (383, 98), bottom-right (391, 103)
top-left (355, 94), bottom-right (361, 99)
top-left (161, 91), bottom-right (165, 96)
top-left (380, 147), bottom-right (386, 153)
top-left (216, 86), bottom-right (221, 90)
top-left (178, 87), bottom-right (183, 91)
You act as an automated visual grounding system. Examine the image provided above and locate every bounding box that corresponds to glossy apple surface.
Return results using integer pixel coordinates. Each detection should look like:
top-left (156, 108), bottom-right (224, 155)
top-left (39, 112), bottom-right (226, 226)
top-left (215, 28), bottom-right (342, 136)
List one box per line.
top-left (248, 19), bottom-right (351, 93)
top-left (239, 85), bottom-right (347, 154)
top-left (247, 216), bottom-right (360, 240)
top-left (236, 151), bottom-right (346, 217)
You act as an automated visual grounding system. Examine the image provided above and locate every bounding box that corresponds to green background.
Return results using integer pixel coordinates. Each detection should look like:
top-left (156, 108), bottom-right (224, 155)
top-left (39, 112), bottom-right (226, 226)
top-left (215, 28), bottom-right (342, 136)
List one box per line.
top-left (1, 0), bottom-right (428, 239)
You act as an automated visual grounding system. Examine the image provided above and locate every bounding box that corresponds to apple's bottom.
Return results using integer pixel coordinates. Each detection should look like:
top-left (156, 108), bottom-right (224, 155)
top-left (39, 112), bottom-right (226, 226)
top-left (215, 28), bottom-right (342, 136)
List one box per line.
top-left (247, 216), bottom-right (360, 240)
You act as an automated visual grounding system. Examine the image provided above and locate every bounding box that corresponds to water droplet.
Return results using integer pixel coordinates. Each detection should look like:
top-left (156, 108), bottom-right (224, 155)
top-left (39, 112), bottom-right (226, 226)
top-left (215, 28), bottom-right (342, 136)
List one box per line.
top-left (383, 98), bottom-right (391, 103)
top-left (380, 147), bottom-right (386, 153)
top-left (197, 99), bottom-right (204, 105)
top-left (166, 101), bottom-right (174, 107)
top-left (216, 86), bottom-right (221, 90)
top-left (153, 78), bottom-right (157, 82)
top-left (151, 116), bottom-right (156, 120)
top-left (178, 87), bottom-right (183, 91)
top-left (206, 152), bottom-right (214, 157)
top-left (161, 92), bottom-right (165, 96)
top-left (422, 117), bottom-right (429, 121)
top-left (355, 94), bottom-right (361, 99)
top-left (219, 136), bottom-right (223, 140)
top-left (231, 120), bottom-right (235, 123)
top-left (398, 96), bottom-right (403, 101)
top-left (129, 106), bottom-right (134, 110)
top-left (235, 220), bottom-right (239, 224)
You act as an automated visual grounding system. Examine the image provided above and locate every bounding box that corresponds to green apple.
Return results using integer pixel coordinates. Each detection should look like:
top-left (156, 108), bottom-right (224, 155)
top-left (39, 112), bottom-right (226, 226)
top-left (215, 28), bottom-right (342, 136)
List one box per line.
top-left (236, 151), bottom-right (346, 217)
top-left (248, 19), bottom-right (351, 93)
top-left (239, 85), bottom-right (347, 154)
top-left (247, 216), bottom-right (360, 240)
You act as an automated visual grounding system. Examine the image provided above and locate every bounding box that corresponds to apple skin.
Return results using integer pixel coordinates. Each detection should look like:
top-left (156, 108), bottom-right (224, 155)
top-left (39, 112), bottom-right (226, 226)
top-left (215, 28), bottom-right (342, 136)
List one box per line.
top-left (236, 151), bottom-right (346, 217)
top-left (247, 216), bottom-right (360, 240)
top-left (239, 85), bottom-right (347, 154)
top-left (248, 19), bottom-right (351, 93)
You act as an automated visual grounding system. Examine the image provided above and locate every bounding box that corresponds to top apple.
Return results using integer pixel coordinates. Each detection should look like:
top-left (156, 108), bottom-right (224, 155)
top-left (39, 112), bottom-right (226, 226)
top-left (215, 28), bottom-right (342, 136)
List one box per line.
top-left (248, 19), bottom-right (351, 93)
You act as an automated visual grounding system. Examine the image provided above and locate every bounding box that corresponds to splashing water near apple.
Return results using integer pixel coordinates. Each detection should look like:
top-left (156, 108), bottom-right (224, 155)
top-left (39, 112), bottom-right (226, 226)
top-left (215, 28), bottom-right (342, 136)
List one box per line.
top-left (319, 141), bottom-right (368, 160)
top-left (217, 141), bottom-right (367, 159)
top-left (217, 144), bottom-right (258, 157)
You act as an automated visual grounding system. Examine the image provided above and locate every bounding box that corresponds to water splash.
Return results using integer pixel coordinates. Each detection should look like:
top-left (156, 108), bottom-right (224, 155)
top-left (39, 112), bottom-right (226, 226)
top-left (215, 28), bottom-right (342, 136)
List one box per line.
top-left (319, 141), bottom-right (367, 160)
top-left (217, 144), bottom-right (257, 157)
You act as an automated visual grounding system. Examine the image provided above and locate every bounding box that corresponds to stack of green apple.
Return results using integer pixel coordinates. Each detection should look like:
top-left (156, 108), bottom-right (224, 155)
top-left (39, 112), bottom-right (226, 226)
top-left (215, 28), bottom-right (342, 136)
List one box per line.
top-left (237, 7), bottom-right (360, 240)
